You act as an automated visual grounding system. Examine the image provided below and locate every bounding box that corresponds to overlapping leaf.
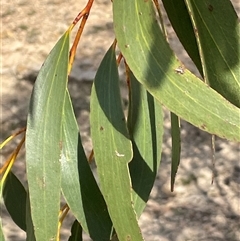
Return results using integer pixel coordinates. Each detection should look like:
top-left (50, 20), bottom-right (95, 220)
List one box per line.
top-left (170, 113), bottom-right (181, 191)
top-left (113, 0), bottom-right (240, 142)
top-left (2, 172), bottom-right (26, 231)
top-left (185, 0), bottom-right (240, 107)
top-left (26, 30), bottom-right (69, 240)
top-left (90, 45), bottom-right (144, 240)
top-left (127, 72), bottom-right (163, 216)
top-left (162, 0), bottom-right (203, 75)
top-left (61, 91), bottom-right (112, 240)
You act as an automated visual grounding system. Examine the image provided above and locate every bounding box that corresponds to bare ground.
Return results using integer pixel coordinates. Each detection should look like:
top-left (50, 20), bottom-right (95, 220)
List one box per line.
top-left (1, 0), bottom-right (239, 240)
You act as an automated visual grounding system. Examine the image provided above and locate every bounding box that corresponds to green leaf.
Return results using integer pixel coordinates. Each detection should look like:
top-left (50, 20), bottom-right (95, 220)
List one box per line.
top-left (162, 0), bottom-right (203, 75)
top-left (90, 45), bottom-right (144, 240)
top-left (61, 91), bottom-right (112, 240)
top-left (113, 0), bottom-right (240, 142)
top-left (127, 72), bottom-right (163, 216)
top-left (170, 113), bottom-right (181, 192)
top-left (26, 191), bottom-right (36, 241)
top-left (2, 172), bottom-right (26, 231)
top-left (68, 220), bottom-right (83, 241)
top-left (185, 0), bottom-right (240, 107)
top-left (26, 30), bottom-right (70, 240)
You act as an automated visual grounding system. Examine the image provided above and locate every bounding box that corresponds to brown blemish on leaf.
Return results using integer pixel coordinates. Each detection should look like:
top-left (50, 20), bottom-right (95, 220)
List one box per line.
top-left (126, 235), bottom-right (131, 241)
top-left (208, 4), bottom-right (214, 12)
top-left (59, 141), bottom-right (63, 150)
top-left (194, 28), bottom-right (198, 36)
top-left (100, 126), bottom-right (104, 131)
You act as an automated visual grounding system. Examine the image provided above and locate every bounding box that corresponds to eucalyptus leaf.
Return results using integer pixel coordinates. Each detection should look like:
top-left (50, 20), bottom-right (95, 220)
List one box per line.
top-left (185, 0), bottom-right (240, 107)
top-left (90, 44), bottom-right (144, 240)
top-left (127, 72), bottom-right (163, 216)
top-left (113, 0), bottom-right (240, 142)
top-left (2, 172), bottom-right (26, 231)
top-left (26, 30), bottom-right (70, 240)
top-left (162, 0), bottom-right (203, 75)
top-left (61, 91), bottom-right (112, 240)
top-left (170, 113), bottom-right (181, 192)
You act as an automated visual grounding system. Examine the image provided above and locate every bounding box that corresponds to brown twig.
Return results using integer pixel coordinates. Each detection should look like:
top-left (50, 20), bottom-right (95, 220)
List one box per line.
top-left (68, 0), bottom-right (94, 74)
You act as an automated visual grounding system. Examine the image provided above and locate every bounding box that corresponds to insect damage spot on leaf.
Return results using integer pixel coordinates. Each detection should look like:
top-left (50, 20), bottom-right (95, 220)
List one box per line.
top-left (100, 126), bottom-right (104, 131)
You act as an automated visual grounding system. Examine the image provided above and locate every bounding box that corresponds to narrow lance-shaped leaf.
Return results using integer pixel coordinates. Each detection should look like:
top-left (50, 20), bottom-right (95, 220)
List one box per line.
top-left (2, 172), bottom-right (27, 231)
top-left (113, 0), bottom-right (240, 142)
top-left (90, 45), bottom-right (144, 240)
top-left (26, 30), bottom-right (70, 241)
top-left (170, 113), bottom-right (181, 192)
top-left (127, 71), bottom-right (163, 216)
top-left (185, 0), bottom-right (240, 107)
top-left (162, 0), bottom-right (203, 75)
top-left (61, 90), bottom-right (112, 240)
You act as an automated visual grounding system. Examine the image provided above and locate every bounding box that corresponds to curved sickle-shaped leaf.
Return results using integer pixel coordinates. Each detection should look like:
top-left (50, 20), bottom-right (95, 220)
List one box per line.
top-left (90, 45), bottom-right (144, 240)
top-left (170, 113), bottom-right (181, 192)
top-left (113, 0), bottom-right (240, 142)
top-left (127, 72), bottom-right (163, 216)
top-left (2, 172), bottom-right (26, 231)
top-left (185, 0), bottom-right (240, 107)
top-left (162, 0), bottom-right (203, 75)
top-left (26, 31), bottom-right (69, 241)
top-left (61, 91), bottom-right (112, 240)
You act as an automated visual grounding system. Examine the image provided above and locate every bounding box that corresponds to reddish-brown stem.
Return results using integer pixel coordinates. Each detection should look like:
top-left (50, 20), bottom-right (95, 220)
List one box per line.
top-left (68, 0), bottom-right (94, 74)
top-left (72, 0), bottom-right (94, 26)
top-left (88, 149), bottom-right (94, 163)
top-left (124, 60), bottom-right (131, 89)
top-left (116, 52), bottom-right (123, 66)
